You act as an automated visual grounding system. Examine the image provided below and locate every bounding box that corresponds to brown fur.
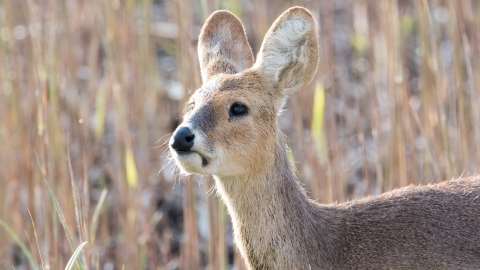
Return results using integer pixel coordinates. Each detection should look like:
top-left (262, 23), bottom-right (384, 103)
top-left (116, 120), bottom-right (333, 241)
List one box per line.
top-left (170, 7), bottom-right (480, 269)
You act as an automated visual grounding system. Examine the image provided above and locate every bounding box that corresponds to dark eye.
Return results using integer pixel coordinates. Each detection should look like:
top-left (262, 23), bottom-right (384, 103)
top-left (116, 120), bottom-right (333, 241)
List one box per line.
top-left (229, 103), bottom-right (248, 117)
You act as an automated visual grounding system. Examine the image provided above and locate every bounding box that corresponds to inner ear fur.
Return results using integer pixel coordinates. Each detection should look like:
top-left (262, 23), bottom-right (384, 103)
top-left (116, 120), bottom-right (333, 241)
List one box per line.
top-left (198, 11), bottom-right (254, 83)
top-left (253, 7), bottom-right (319, 96)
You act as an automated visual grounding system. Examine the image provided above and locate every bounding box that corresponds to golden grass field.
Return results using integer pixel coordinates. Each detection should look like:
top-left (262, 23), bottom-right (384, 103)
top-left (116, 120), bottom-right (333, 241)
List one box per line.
top-left (0, 0), bottom-right (479, 269)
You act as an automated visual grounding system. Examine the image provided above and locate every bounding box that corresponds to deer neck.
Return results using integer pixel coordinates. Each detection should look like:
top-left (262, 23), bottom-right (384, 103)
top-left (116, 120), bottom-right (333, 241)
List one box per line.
top-left (213, 133), bottom-right (342, 268)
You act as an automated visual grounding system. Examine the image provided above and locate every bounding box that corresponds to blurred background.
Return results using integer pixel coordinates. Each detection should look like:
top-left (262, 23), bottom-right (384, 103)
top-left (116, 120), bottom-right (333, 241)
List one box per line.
top-left (0, 0), bottom-right (479, 269)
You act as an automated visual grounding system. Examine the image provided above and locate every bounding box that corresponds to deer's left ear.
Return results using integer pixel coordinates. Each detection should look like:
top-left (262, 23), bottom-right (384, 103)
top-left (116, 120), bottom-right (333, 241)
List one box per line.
top-left (253, 7), bottom-right (319, 96)
top-left (198, 11), bottom-right (254, 83)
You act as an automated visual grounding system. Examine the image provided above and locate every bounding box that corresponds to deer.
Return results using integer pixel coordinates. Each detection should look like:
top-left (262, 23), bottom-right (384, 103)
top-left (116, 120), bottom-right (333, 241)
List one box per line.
top-left (169, 6), bottom-right (480, 269)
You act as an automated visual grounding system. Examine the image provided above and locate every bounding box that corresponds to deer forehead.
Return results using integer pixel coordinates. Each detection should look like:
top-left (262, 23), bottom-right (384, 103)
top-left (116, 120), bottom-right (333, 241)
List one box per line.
top-left (192, 72), bottom-right (272, 107)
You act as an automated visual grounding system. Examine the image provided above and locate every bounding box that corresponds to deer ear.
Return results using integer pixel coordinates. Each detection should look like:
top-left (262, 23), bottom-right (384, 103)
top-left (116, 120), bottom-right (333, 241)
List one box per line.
top-left (198, 11), bottom-right (254, 83)
top-left (253, 7), bottom-right (319, 96)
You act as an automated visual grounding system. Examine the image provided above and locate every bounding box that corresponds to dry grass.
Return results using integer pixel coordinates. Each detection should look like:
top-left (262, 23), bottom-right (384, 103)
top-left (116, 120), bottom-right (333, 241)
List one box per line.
top-left (0, 0), bottom-right (479, 269)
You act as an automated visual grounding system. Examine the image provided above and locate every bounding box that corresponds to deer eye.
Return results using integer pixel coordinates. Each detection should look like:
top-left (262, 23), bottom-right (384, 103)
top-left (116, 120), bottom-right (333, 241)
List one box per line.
top-left (229, 103), bottom-right (248, 117)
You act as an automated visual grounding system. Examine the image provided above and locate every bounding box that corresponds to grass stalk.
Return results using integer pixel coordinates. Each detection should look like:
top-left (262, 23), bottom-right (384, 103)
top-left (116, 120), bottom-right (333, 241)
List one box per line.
top-left (0, 219), bottom-right (38, 270)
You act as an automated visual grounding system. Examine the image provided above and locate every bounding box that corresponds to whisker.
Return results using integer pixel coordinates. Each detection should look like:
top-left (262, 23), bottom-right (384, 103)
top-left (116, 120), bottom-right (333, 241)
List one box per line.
top-left (153, 133), bottom-right (173, 145)
top-left (158, 155), bottom-right (173, 175)
top-left (206, 184), bottom-right (216, 196)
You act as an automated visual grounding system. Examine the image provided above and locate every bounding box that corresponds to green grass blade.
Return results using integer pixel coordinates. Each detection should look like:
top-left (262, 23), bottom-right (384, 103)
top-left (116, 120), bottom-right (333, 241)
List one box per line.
top-left (94, 85), bottom-right (106, 139)
top-left (34, 152), bottom-right (83, 270)
top-left (34, 152), bottom-right (76, 252)
top-left (311, 79), bottom-right (326, 157)
top-left (0, 219), bottom-right (39, 270)
top-left (125, 146), bottom-right (138, 187)
top-left (65, 241), bottom-right (88, 270)
top-left (90, 188), bottom-right (108, 242)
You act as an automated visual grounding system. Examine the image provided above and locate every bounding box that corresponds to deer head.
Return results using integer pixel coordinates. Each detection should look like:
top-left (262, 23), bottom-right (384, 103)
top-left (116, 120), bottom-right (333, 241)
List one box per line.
top-left (170, 7), bottom-right (319, 178)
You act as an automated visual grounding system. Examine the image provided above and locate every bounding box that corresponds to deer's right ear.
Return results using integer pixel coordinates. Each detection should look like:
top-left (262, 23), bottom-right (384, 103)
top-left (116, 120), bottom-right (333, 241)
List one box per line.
top-left (198, 11), bottom-right (254, 83)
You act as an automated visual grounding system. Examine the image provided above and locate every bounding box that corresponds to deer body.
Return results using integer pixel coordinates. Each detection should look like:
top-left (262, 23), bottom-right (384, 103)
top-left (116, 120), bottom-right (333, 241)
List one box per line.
top-left (216, 134), bottom-right (480, 269)
top-left (170, 7), bottom-right (480, 269)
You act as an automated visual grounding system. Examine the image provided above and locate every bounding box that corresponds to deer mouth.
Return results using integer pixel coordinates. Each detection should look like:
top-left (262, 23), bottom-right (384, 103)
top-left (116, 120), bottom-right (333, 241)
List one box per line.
top-left (176, 150), bottom-right (210, 167)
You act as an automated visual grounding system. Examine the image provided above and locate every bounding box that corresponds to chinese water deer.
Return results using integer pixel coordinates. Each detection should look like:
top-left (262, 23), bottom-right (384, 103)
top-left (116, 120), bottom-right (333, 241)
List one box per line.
top-left (169, 7), bottom-right (480, 269)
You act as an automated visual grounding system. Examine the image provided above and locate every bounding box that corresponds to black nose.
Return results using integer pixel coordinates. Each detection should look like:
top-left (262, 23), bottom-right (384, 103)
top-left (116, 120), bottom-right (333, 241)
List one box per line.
top-left (171, 126), bottom-right (195, 151)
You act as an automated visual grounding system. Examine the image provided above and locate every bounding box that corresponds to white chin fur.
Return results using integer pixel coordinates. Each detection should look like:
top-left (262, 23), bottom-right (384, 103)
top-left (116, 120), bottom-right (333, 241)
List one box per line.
top-left (174, 152), bottom-right (207, 175)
